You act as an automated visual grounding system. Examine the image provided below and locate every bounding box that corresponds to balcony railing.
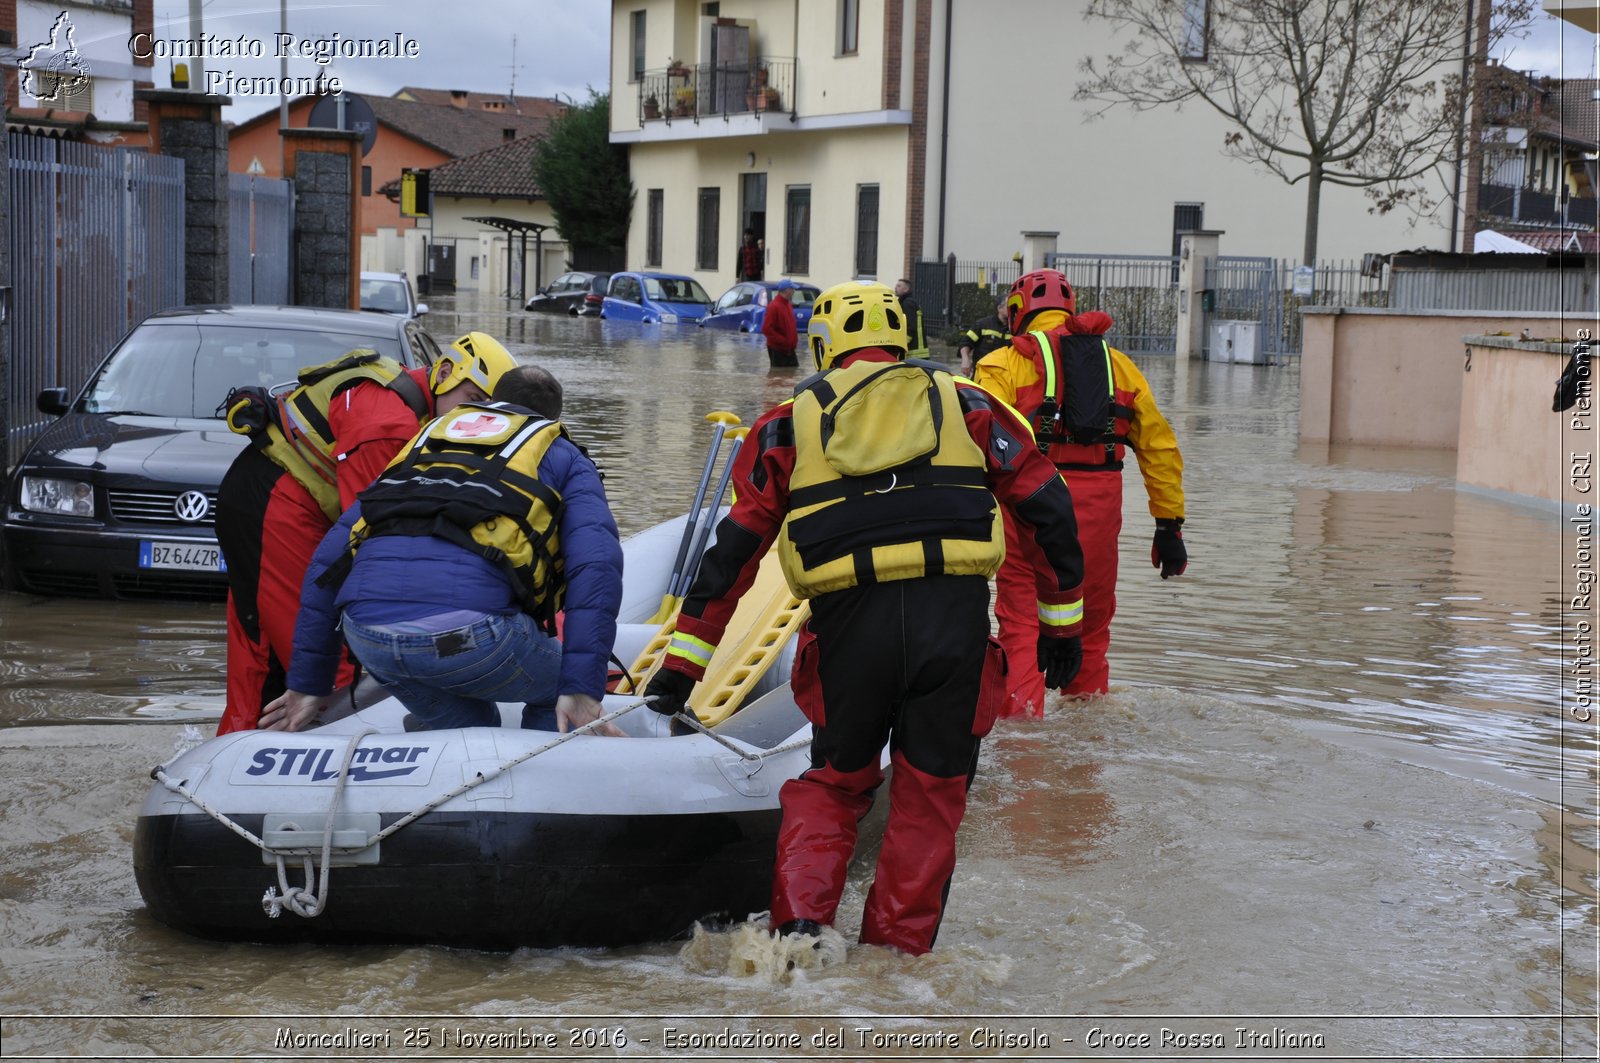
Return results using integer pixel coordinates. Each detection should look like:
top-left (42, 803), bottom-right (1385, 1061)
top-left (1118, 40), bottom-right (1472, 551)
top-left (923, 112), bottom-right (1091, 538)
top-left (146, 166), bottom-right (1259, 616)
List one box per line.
top-left (639, 57), bottom-right (796, 126)
top-left (1478, 181), bottom-right (1597, 230)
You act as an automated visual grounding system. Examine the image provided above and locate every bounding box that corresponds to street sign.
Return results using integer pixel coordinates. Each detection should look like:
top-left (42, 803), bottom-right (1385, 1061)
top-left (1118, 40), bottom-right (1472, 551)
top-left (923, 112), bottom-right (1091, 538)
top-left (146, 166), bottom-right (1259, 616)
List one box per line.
top-left (400, 169), bottom-right (430, 218)
top-left (246, 156), bottom-right (265, 176)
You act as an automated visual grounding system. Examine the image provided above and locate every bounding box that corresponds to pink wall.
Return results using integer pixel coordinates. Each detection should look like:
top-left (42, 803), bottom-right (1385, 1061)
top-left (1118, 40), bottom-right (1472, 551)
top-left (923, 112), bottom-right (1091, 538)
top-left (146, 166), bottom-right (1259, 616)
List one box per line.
top-left (1457, 337), bottom-right (1576, 505)
top-left (1301, 308), bottom-right (1585, 507)
top-left (1300, 308), bottom-right (1575, 448)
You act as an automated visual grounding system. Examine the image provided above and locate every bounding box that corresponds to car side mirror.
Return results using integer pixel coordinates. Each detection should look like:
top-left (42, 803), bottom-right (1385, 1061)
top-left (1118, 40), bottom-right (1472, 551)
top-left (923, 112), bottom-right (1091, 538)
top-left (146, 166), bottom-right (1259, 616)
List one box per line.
top-left (36, 387), bottom-right (68, 415)
top-left (415, 303), bottom-right (429, 316)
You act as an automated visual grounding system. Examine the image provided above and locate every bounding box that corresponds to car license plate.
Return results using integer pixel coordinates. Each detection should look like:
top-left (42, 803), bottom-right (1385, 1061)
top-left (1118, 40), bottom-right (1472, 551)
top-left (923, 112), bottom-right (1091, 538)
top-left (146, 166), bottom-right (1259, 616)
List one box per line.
top-left (659, 313), bottom-right (679, 324)
top-left (139, 541), bottom-right (227, 573)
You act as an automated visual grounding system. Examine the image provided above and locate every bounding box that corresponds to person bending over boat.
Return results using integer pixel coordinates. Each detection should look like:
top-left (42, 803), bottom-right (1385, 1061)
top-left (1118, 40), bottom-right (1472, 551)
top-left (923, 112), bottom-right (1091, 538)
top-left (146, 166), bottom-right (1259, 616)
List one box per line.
top-left (215, 333), bottom-right (518, 734)
top-left (645, 281), bottom-right (1086, 956)
top-left (259, 366), bottom-right (624, 737)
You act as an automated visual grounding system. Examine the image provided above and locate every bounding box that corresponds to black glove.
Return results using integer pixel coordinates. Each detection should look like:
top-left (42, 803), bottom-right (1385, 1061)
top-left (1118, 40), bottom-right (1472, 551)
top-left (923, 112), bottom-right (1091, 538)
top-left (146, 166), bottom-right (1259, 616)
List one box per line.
top-left (644, 668), bottom-right (695, 716)
top-left (1152, 518), bottom-right (1188, 579)
top-left (1037, 634), bottom-right (1083, 691)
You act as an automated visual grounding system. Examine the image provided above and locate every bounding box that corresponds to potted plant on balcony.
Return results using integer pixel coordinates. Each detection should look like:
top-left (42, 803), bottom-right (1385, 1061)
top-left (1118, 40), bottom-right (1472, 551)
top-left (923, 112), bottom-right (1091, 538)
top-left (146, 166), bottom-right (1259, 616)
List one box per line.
top-left (666, 57), bottom-right (690, 78)
top-left (673, 85), bottom-right (696, 116)
top-left (642, 93), bottom-right (661, 119)
top-left (746, 65), bottom-right (770, 111)
top-left (755, 85), bottom-right (781, 112)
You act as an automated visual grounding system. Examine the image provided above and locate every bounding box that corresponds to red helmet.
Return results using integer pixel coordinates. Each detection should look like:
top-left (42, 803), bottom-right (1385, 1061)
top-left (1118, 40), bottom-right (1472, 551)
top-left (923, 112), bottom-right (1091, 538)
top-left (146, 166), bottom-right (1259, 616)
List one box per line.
top-left (1006, 269), bottom-right (1075, 332)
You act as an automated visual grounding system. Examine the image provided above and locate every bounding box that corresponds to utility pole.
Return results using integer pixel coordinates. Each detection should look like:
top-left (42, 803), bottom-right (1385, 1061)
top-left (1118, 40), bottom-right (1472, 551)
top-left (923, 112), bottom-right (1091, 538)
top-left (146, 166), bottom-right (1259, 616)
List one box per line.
top-left (187, 0), bottom-right (204, 91)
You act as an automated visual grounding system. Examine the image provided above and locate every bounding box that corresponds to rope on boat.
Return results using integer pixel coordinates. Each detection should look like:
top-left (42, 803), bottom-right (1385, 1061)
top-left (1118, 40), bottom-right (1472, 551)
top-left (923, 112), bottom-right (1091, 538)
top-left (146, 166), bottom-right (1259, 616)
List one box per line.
top-left (149, 699), bottom-right (809, 920)
top-left (260, 725), bottom-right (376, 918)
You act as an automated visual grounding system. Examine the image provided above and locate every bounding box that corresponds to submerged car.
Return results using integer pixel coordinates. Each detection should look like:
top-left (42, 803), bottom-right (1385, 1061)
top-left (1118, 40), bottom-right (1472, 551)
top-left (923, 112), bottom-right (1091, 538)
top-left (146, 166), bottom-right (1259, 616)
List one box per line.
top-left (525, 271), bottom-right (610, 316)
top-left (700, 281), bottom-right (821, 334)
top-left (599, 271), bottom-right (713, 324)
top-left (359, 271), bottom-right (428, 319)
top-left (2, 306), bottom-right (442, 600)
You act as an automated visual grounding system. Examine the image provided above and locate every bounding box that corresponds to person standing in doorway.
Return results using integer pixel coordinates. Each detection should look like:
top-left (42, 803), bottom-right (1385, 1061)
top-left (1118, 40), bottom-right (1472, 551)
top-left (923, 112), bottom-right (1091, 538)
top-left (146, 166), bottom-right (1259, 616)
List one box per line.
top-left (975, 269), bottom-right (1187, 712)
top-left (761, 279), bottom-right (799, 367)
top-left (737, 228), bottom-right (764, 282)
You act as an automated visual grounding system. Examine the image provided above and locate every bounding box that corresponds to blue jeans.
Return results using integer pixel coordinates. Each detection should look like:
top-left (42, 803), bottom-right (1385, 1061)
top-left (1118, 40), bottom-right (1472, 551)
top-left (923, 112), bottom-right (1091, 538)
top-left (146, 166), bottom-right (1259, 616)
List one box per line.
top-left (342, 612), bottom-right (561, 730)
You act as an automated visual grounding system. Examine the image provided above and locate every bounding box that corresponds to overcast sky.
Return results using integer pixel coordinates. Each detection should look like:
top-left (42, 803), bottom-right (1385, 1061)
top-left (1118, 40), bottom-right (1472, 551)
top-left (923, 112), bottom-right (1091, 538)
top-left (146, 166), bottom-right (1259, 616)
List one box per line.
top-left (146, 0), bottom-right (613, 122)
top-left (147, 0), bottom-right (1596, 127)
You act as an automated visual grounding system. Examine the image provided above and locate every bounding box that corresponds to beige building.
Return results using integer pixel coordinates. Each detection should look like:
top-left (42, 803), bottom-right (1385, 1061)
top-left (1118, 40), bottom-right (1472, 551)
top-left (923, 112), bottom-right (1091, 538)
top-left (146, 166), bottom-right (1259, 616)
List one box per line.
top-left (610, 0), bottom-right (1464, 297)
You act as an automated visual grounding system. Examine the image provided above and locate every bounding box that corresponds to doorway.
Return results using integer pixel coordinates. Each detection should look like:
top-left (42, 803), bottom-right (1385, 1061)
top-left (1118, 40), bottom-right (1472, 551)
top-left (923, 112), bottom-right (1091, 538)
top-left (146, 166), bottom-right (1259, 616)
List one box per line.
top-left (740, 172), bottom-right (767, 264)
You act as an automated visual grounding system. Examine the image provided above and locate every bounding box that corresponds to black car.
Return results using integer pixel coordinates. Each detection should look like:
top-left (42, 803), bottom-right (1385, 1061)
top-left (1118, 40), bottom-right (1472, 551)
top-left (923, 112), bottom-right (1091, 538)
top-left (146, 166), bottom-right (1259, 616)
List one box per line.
top-left (1, 306), bottom-right (443, 600)
top-left (525, 272), bottom-right (611, 316)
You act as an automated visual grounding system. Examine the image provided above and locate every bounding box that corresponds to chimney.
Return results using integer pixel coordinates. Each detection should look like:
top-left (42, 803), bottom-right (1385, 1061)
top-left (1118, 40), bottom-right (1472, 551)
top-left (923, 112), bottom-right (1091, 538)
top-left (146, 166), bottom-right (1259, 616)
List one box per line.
top-left (449, 90), bottom-right (469, 108)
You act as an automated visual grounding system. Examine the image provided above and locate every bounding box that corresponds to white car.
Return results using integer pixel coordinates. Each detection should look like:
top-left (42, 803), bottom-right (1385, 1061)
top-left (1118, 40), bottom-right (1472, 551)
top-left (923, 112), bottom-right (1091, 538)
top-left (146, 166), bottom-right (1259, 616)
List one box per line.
top-left (359, 271), bottom-right (428, 319)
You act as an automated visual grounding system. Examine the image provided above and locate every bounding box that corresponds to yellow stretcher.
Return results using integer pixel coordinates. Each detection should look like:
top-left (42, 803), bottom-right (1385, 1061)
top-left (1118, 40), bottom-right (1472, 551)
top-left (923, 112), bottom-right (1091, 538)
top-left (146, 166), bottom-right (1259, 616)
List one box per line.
top-left (628, 548), bottom-right (809, 727)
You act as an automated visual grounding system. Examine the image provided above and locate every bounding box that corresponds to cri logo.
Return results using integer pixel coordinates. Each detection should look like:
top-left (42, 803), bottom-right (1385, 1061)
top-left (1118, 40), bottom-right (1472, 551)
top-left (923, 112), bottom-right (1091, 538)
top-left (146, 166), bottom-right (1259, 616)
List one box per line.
top-left (446, 412), bottom-right (510, 439)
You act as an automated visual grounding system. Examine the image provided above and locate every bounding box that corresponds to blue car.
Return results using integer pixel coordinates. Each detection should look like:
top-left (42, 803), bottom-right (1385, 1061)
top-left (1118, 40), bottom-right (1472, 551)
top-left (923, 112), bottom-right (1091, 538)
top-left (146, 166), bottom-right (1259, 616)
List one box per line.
top-left (700, 281), bottom-right (821, 334)
top-left (599, 271), bottom-right (713, 324)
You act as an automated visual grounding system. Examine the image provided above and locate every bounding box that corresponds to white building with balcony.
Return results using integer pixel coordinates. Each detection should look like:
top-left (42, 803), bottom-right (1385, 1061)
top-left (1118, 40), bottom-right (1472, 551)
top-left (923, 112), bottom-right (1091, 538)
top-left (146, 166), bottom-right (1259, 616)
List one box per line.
top-left (609, 0), bottom-right (1465, 298)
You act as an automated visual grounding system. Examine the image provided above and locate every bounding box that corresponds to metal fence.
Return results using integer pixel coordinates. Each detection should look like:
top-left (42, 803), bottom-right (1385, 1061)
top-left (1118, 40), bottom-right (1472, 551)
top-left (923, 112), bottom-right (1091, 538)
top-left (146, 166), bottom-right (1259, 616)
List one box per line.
top-left (1390, 264), bottom-right (1596, 312)
top-left (1047, 252), bottom-right (1182, 353)
top-left (7, 134), bottom-right (186, 467)
top-left (1204, 257), bottom-right (1388, 359)
top-left (913, 256), bottom-right (1019, 332)
top-left (228, 174), bottom-right (294, 305)
top-left (639, 57), bottom-right (797, 125)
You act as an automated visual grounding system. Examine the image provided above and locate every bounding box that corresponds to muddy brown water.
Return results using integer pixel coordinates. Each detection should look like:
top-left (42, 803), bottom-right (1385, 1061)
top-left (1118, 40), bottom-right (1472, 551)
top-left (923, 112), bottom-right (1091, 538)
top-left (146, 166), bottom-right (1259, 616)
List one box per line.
top-left (0, 296), bottom-right (1592, 1059)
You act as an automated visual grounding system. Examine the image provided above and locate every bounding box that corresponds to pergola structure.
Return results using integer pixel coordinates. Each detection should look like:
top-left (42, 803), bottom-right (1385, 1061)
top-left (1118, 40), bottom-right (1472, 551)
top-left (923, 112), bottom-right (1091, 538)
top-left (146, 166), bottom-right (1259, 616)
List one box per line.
top-left (466, 216), bottom-right (551, 303)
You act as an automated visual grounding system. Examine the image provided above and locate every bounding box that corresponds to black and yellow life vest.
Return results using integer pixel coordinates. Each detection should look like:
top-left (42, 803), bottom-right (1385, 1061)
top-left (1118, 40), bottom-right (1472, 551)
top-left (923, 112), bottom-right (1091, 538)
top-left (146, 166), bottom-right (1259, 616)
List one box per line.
top-left (777, 358), bottom-right (1004, 598)
top-left (224, 350), bottom-right (429, 521)
top-left (343, 403), bottom-right (570, 630)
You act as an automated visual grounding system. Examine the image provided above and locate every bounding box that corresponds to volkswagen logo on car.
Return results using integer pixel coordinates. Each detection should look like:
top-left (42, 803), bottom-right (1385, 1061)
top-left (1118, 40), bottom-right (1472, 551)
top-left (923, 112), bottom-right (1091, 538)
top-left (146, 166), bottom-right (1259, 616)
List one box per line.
top-left (174, 490), bottom-right (210, 523)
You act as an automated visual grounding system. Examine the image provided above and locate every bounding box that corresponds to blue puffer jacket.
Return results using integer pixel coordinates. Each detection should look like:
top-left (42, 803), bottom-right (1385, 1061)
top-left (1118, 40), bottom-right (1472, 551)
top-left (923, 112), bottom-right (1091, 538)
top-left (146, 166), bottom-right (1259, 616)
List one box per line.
top-left (288, 433), bottom-right (624, 701)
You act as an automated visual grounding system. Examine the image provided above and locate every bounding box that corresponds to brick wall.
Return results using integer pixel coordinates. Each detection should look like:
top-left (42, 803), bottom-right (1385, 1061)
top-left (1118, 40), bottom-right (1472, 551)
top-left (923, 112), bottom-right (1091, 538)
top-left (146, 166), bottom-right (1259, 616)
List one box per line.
top-left (903, 0), bottom-right (931, 275)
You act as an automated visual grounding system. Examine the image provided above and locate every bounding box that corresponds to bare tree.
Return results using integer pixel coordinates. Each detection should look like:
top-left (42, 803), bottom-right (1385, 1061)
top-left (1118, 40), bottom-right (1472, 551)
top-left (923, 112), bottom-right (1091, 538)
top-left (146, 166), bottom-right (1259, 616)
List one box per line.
top-left (1075, 0), bottom-right (1534, 262)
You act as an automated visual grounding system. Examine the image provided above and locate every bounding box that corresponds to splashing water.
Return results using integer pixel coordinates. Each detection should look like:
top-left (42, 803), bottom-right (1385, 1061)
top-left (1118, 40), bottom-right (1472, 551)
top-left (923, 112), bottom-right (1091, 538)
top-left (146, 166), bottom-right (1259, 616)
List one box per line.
top-left (681, 918), bottom-right (849, 984)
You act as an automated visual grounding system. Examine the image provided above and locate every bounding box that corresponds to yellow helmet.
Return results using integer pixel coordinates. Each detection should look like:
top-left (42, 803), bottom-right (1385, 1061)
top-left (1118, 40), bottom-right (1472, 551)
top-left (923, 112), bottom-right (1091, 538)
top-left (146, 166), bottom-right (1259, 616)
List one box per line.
top-left (429, 332), bottom-right (517, 397)
top-left (806, 282), bottom-right (909, 371)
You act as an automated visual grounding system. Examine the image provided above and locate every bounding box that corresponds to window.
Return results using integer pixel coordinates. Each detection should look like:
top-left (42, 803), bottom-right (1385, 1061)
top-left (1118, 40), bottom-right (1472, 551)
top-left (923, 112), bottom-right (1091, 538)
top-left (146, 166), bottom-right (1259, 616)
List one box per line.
top-left (1182, 0), bottom-right (1208, 60)
top-left (630, 10), bottom-right (647, 82)
top-left (361, 166), bottom-right (372, 197)
top-left (839, 0), bottom-right (860, 55)
top-left (785, 186), bottom-right (811, 275)
top-left (854, 185), bottom-right (879, 279)
top-left (646, 189), bottom-right (664, 268)
top-left (697, 187), bottom-right (721, 271)
top-left (1171, 202), bottom-right (1203, 281)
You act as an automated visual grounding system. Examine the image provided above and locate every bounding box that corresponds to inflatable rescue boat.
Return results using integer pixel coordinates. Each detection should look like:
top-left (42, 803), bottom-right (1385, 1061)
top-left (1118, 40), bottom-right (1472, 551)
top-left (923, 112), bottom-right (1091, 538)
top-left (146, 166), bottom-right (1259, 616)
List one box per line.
top-left (134, 512), bottom-right (869, 949)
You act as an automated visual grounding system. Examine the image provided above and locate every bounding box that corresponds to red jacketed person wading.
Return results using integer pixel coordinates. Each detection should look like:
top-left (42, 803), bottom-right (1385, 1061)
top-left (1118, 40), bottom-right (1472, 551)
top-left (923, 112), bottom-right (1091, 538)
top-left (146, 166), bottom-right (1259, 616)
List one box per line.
top-left (974, 270), bottom-right (1187, 712)
top-left (645, 282), bottom-right (1085, 955)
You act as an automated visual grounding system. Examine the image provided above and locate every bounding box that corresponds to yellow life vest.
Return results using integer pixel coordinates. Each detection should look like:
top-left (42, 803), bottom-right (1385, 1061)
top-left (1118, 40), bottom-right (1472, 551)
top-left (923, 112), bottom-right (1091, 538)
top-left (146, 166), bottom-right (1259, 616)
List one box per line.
top-left (343, 403), bottom-right (569, 629)
top-left (224, 350), bottom-right (429, 521)
top-left (777, 358), bottom-right (1004, 598)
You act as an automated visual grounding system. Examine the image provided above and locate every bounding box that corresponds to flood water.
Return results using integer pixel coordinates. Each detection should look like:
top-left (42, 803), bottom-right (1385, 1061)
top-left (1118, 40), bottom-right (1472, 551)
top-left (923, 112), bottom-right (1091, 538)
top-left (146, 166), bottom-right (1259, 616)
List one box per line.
top-left (0, 294), bottom-right (1593, 1060)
